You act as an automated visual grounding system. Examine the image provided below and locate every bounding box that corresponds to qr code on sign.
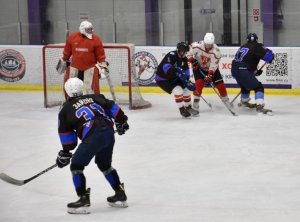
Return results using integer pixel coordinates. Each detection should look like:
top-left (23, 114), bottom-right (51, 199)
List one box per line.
top-left (266, 53), bottom-right (288, 76)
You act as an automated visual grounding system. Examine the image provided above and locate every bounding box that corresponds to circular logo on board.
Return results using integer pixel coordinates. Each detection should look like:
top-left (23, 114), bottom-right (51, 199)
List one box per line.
top-left (134, 51), bottom-right (158, 85)
top-left (0, 49), bottom-right (26, 82)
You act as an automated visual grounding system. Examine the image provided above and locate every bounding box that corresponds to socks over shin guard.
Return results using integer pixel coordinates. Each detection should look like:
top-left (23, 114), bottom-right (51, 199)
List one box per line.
top-left (104, 168), bottom-right (122, 191)
top-left (215, 82), bottom-right (228, 97)
top-left (72, 172), bottom-right (87, 196)
top-left (194, 79), bottom-right (205, 97)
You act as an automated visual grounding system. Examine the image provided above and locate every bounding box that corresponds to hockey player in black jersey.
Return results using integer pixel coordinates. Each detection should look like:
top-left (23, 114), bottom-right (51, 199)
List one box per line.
top-left (231, 33), bottom-right (274, 114)
top-left (155, 41), bottom-right (199, 118)
top-left (56, 77), bottom-right (129, 214)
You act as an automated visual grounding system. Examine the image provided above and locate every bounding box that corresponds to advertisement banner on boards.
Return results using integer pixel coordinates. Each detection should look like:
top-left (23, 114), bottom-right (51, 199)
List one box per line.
top-left (0, 45), bottom-right (43, 85)
top-left (134, 46), bottom-right (292, 89)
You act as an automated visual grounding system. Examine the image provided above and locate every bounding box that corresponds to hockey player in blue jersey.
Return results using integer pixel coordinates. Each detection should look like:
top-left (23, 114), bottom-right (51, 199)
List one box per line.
top-left (231, 33), bottom-right (274, 114)
top-left (56, 77), bottom-right (129, 214)
top-left (155, 42), bottom-right (198, 118)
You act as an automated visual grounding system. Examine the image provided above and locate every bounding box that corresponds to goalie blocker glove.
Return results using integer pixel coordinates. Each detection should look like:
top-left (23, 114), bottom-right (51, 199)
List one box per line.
top-left (96, 61), bottom-right (110, 79)
top-left (56, 58), bottom-right (67, 75)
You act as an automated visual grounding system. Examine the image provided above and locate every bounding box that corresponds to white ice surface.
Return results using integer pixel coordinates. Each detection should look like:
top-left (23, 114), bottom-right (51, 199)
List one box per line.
top-left (0, 92), bottom-right (300, 222)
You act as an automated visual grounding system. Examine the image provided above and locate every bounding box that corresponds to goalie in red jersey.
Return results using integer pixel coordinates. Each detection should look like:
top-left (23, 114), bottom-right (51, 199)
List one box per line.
top-left (56, 20), bottom-right (109, 98)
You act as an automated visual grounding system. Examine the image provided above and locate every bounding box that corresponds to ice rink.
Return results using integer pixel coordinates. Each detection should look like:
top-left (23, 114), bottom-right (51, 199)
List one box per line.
top-left (0, 91), bottom-right (300, 222)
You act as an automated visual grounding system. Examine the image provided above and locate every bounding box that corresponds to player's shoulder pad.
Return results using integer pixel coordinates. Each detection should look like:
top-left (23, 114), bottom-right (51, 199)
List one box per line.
top-left (93, 34), bottom-right (101, 41)
top-left (214, 45), bottom-right (221, 56)
top-left (191, 41), bottom-right (201, 47)
top-left (258, 43), bottom-right (264, 47)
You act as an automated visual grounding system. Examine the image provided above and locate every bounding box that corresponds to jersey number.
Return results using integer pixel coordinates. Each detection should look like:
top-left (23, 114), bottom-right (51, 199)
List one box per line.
top-left (75, 103), bottom-right (107, 121)
top-left (234, 48), bottom-right (249, 62)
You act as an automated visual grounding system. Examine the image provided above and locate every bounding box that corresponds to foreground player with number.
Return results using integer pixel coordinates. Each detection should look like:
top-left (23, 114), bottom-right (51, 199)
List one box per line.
top-left (155, 42), bottom-right (199, 118)
top-left (231, 33), bottom-right (274, 115)
top-left (187, 33), bottom-right (230, 111)
top-left (56, 20), bottom-right (109, 97)
top-left (57, 78), bottom-right (129, 214)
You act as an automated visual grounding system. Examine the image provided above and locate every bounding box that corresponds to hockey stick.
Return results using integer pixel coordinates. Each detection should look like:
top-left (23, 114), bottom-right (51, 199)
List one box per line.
top-left (189, 64), bottom-right (212, 109)
top-left (230, 61), bottom-right (268, 106)
top-left (106, 74), bottom-right (117, 101)
top-left (199, 69), bottom-right (237, 116)
top-left (0, 163), bottom-right (57, 186)
top-left (230, 91), bottom-right (241, 106)
top-left (200, 95), bottom-right (212, 109)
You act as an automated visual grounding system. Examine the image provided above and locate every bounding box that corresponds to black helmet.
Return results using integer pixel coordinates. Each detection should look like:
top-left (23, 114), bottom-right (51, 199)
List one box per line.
top-left (177, 41), bottom-right (189, 52)
top-left (247, 33), bottom-right (258, 42)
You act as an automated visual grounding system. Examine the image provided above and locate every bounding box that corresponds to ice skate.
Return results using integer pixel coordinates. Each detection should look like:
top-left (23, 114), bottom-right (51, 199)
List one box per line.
top-left (185, 105), bottom-right (199, 116)
top-left (192, 98), bottom-right (200, 111)
top-left (222, 96), bottom-right (233, 109)
top-left (107, 183), bottom-right (128, 208)
top-left (256, 104), bottom-right (273, 116)
top-left (67, 188), bottom-right (91, 214)
top-left (238, 98), bottom-right (256, 109)
top-left (179, 106), bottom-right (191, 118)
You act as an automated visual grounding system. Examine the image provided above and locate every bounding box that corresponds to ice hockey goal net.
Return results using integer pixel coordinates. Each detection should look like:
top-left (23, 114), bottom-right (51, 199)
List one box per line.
top-left (42, 43), bottom-right (151, 109)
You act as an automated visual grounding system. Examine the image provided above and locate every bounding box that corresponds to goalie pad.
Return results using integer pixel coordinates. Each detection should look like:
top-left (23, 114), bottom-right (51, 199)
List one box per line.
top-left (84, 67), bottom-right (100, 94)
top-left (56, 58), bottom-right (67, 75)
top-left (95, 61), bottom-right (110, 79)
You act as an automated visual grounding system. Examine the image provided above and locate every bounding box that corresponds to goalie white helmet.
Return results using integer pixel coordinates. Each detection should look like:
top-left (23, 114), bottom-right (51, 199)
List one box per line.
top-left (203, 33), bottom-right (215, 45)
top-left (64, 78), bottom-right (83, 98)
top-left (79, 20), bottom-right (93, 39)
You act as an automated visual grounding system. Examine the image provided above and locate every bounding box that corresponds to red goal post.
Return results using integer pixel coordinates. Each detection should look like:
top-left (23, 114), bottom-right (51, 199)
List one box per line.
top-left (42, 43), bottom-right (152, 109)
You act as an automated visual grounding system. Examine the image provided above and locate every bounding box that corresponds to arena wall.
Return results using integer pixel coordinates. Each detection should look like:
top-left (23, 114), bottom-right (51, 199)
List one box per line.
top-left (0, 45), bottom-right (299, 95)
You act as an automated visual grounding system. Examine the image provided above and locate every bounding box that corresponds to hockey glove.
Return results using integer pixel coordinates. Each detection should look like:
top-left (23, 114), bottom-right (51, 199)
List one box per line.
top-left (96, 61), bottom-right (110, 79)
top-left (56, 58), bottom-right (67, 75)
top-left (191, 59), bottom-right (200, 70)
top-left (255, 69), bottom-right (263, 76)
top-left (186, 80), bottom-right (196, 91)
top-left (115, 121), bottom-right (129, 135)
top-left (175, 67), bottom-right (189, 81)
top-left (56, 150), bottom-right (72, 168)
top-left (204, 74), bottom-right (213, 85)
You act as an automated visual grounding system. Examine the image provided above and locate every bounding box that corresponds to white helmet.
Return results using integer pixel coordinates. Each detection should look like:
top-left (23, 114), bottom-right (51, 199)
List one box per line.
top-left (64, 78), bottom-right (83, 98)
top-left (79, 20), bottom-right (93, 39)
top-left (204, 33), bottom-right (215, 45)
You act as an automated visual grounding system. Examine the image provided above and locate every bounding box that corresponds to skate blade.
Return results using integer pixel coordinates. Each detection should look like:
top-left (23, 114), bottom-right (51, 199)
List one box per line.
top-left (67, 206), bottom-right (90, 214)
top-left (108, 201), bottom-right (128, 208)
top-left (237, 103), bottom-right (256, 109)
top-left (257, 111), bottom-right (273, 116)
top-left (189, 111), bottom-right (199, 117)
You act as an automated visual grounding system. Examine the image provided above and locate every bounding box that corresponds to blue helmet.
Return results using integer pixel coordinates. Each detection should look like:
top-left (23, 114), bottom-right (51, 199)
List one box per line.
top-left (247, 33), bottom-right (258, 42)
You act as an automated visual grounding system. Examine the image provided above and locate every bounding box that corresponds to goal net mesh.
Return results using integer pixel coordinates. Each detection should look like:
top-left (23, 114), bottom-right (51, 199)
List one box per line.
top-left (42, 43), bottom-right (151, 109)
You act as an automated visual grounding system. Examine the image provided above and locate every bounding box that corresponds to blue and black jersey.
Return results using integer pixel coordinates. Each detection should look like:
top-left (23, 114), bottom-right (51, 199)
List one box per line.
top-left (58, 94), bottom-right (127, 151)
top-left (232, 42), bottom-right (274, 71)
top-left (155, 50), bottom-right (189, 80)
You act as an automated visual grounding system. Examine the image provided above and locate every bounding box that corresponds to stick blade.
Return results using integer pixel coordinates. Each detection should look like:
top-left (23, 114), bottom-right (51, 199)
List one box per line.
top-left (0, 173), bottom-right (25, 186)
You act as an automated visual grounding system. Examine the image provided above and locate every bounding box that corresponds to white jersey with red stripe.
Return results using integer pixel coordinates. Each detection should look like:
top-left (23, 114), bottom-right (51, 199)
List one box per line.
top-left (188, 41), bottom-right (221, 73)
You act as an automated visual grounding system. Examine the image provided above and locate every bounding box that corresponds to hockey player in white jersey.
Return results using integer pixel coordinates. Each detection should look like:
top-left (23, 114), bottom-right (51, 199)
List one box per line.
top-left (187, 33), bottom-right (230, 110)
